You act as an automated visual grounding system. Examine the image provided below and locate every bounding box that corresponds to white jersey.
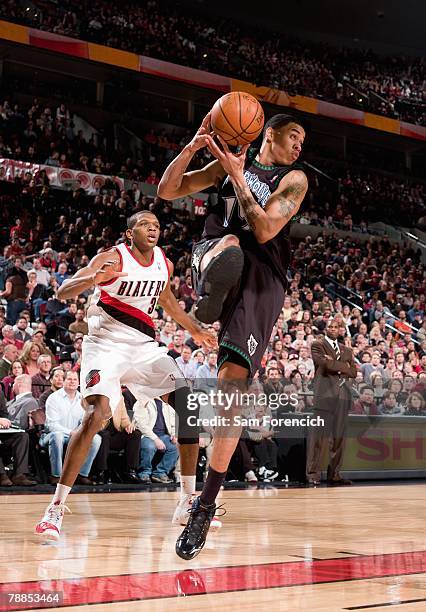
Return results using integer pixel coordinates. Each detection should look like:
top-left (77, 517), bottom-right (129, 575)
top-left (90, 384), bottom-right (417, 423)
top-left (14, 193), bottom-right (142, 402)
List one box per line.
top-left (89, 242), bottom-right (169, 344)
top-left (81, 243), bottom-right (186, 413)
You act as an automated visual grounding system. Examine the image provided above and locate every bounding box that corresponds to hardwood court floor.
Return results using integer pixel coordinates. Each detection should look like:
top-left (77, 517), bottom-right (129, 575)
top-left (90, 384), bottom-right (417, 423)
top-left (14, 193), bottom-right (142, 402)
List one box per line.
top-left (0, 485), bottom-right (425, 611)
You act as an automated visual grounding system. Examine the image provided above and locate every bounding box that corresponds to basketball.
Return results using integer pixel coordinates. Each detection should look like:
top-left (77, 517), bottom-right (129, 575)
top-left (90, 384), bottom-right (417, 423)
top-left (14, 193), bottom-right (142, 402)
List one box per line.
top-left (210, 91), bottom-right (265, 146)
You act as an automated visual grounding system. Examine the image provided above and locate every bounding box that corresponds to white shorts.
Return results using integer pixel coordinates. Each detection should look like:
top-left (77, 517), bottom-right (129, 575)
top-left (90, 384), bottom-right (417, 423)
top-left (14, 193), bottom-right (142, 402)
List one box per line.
top-left (80, 314), bottom-right (186, 414)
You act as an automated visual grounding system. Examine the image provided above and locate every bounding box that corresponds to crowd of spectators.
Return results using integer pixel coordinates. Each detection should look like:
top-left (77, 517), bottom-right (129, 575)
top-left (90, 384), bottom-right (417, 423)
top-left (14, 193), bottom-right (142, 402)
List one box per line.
top-left (1, 93), bottom-right (425, 229)
top-left (2, 0), bottom-right (425, 125)
top-left (0, 144), bottom-right (425, 485)
top-left (0, 96), bottom-right (212, 184)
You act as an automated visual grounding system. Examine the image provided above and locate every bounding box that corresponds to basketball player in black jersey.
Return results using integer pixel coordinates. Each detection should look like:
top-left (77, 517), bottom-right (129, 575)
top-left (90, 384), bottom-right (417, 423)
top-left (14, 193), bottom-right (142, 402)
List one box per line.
top-left (158, 113), bottom-right (308, 559)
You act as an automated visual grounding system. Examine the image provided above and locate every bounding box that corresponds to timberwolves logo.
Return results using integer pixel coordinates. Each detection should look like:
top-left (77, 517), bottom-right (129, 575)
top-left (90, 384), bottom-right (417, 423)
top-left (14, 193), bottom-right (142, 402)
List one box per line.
top-left (86, 370), bottom-right (101, 388)
top-left (247, 334), bottom-right (258, 357)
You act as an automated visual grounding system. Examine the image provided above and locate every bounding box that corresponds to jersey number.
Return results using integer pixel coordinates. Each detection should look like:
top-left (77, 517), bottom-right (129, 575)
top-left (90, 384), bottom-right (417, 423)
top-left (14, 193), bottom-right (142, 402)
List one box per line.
top-left (223, 196), bottom-right (250, 231)
top-left (147, 298), bottom-right (156, 314)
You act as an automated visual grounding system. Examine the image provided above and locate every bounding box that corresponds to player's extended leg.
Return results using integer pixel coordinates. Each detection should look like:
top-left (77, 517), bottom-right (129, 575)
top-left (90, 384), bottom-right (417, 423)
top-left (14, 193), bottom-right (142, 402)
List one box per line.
top-left (176, 361), bottom-right (249, 559)
top-left (164, 388), bottom-right (213, 527)
top-left (194, 235), bottom-right (244, 324)
top-left (35, 395), bottom-right (111, 540)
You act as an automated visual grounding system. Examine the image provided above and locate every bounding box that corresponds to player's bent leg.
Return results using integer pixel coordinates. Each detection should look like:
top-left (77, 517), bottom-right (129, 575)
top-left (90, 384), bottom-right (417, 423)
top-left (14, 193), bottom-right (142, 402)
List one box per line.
top-left (199, 234), bottom-right (240, 273)
top-left (195, 235), bottom-right (244, 324)
top-left (176, 362), bottom-right (248, 559)
top-left (35, 395), bottom-right (111, 541)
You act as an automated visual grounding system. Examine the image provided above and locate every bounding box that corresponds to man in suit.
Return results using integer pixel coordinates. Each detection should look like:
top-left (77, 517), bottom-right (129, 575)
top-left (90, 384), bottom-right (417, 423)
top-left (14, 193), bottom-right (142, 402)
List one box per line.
top-left (0, 344), bottom-right (19, 379)
top-left (7, 374), bottom-right (39, 430)
top-left (306, 318), bottom-right (357, 486)
top-left (0, 387), bottom-right (37, 486)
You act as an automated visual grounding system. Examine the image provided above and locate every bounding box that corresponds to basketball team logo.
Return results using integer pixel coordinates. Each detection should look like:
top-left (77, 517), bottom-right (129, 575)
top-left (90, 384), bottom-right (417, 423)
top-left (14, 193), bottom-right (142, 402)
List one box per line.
top-left (86, 369), bottom-right (101, 388)
top-left (247, 334), bottom-right (258, 356)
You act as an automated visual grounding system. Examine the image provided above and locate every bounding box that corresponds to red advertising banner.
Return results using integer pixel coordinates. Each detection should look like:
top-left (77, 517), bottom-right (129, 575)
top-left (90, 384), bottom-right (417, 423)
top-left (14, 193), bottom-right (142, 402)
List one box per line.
top-left (0, 159), bottom-right (124, 192)
top-left (140, 55), bottom-right (230, 91)
top-left (29, 28), bottom-right (89, 58)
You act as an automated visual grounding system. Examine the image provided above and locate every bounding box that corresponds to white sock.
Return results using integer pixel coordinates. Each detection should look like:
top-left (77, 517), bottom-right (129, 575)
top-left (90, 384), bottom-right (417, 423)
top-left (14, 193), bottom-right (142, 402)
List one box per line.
top-left (180, 475), bottom-right (196, 499)
top-left (52, 484), bottom-right (71, 505)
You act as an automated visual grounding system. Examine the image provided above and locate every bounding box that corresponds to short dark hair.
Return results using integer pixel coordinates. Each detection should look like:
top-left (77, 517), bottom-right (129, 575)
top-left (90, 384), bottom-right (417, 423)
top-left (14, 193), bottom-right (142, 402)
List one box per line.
top-left (263, 113), bottom-right (307, 139)
top-left (127, 210), bottom-right (158, 230)
top-left (383, 391), bottom-right (396, 401)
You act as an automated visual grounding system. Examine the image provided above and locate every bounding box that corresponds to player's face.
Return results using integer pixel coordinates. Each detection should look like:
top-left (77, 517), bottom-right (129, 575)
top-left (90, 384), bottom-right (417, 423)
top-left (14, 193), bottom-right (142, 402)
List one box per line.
top-left (269, 123), bottom-right (305, 164)
top-left (130, 214), bottom-right (161, 250)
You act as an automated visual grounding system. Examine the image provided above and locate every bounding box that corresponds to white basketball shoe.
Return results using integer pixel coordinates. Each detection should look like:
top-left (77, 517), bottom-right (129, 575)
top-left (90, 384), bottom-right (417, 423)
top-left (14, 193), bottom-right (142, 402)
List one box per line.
top-left (35, 502), bottom-right (70, 541)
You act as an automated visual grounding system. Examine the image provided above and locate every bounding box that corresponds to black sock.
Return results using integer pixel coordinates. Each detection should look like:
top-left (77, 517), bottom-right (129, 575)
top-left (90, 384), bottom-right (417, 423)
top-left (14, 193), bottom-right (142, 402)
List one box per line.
top-left (200, 467), bottom-right (227, 506)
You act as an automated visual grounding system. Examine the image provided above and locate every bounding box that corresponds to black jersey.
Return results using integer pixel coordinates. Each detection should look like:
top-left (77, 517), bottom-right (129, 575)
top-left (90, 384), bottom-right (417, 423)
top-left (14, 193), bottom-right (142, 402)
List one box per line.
top-left (203, 149), bottom-right (305, 286)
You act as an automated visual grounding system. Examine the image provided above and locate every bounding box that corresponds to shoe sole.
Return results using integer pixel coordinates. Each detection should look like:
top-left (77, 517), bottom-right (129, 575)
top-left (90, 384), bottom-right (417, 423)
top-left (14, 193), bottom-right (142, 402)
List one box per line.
top-left (195, 247), bottom-right (244, 324)
top-left (175, 543), bottom-right (205, 560)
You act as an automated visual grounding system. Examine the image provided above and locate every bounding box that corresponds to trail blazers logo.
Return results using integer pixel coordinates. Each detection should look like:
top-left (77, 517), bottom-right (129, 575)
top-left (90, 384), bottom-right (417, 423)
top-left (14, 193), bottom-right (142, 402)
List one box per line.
top-left (247, 334), bottom-right (258, 357)
top-left (86, 370), bottom-right (101, 388)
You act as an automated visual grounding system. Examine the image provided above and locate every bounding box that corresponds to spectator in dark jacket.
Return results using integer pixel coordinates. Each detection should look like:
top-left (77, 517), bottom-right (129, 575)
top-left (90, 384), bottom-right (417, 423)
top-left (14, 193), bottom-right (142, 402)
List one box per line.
top-left (0, 388), bottom-right (37, 486)
top-left (31, 354), bottom-right (52, 399)
top-left (7, 374), bottom-right (39, 430)
top-left (351, 386), bottom-right (379, 416)
top-left (38, 367), bottom-right (65, 410)
top-left (1, 359), bottom-right (24, 401)
top-left (0, 345), bottom-right (19, 380)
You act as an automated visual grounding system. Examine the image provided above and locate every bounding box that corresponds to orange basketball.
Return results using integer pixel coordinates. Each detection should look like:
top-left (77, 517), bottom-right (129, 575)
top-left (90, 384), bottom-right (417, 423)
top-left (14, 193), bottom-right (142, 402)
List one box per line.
top-left (210, 92), bottom-right (264, 147)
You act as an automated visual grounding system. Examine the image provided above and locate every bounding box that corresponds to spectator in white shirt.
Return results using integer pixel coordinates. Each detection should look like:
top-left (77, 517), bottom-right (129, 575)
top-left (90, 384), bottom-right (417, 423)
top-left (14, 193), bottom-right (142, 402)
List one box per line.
top-left (32, 258), bottom-right (51, 287)
top-left (134, 398), bottom-right (178, 484)
top-left (40, 370), bottom-right (101, 484)
top-left (298, 346), bottom-right (314, 377)
top-left (175, 345), bottom-right (198, 384)
top-left (194, 351), bottom-right (218, 392)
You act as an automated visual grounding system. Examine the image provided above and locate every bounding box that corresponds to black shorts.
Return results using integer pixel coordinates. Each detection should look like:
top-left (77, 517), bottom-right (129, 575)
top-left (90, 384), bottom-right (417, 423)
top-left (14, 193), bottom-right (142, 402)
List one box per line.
top-left (192, 239), bottom-right (286, 376)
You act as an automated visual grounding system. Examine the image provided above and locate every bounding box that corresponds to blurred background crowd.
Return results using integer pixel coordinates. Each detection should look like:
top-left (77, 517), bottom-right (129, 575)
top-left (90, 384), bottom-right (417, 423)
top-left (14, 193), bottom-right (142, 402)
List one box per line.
top-left (2, 0), bottom-right (425, 125)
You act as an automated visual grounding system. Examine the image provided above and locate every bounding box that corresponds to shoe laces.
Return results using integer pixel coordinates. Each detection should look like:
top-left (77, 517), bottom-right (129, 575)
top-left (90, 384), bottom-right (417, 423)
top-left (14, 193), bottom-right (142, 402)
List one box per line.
top-left (185, 500), bottom-right (216, 538)
top-left (46, 503), bottom-right (71, 522)
top-left (214, 503), bottom-right (226, 518)
top-left (185, 500), bottom-right (226, 522)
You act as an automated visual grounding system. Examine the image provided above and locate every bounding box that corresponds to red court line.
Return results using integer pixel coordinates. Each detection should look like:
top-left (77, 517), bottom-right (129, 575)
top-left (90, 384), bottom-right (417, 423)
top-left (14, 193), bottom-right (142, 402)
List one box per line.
top-left (0, 551), bottom-right (425, 610)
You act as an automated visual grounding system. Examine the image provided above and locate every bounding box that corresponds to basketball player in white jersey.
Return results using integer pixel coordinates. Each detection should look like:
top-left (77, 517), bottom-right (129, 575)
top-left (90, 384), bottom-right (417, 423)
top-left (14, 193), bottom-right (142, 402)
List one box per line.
top-left (35, 210), bottom-right (217, 540)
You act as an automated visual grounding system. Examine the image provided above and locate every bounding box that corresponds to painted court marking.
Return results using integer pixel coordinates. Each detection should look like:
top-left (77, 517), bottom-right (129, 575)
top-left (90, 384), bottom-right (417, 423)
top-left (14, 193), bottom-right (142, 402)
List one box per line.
top-left (0, 550), bottom-right (424, 610)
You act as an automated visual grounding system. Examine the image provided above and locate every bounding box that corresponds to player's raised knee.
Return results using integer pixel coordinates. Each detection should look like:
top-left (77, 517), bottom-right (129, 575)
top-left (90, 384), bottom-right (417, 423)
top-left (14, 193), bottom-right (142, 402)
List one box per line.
top-left (220, 234), bottom-right (240, 249)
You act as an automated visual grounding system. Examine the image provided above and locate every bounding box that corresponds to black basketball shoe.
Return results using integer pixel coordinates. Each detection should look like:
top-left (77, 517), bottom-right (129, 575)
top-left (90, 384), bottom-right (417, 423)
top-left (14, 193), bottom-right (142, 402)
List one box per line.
top-left (195, 246), bottom-right (243, 324)
top-left (175, 496), bottom-right (217, 560)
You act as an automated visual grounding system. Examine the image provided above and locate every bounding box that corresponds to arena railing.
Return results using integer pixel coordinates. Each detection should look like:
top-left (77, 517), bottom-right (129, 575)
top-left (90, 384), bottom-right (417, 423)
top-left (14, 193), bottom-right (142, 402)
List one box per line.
top-left (324, 276), bottom-right (421, 343)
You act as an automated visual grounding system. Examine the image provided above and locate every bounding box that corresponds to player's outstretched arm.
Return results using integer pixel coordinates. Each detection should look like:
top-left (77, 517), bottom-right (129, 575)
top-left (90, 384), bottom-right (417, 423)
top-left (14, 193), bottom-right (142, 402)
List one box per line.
top-left (157, 114), bottom-right (225, 200)
top-left (206, 135), bottom-right (308, 244)
top-left (157, 259), bottom-right (217, 349)
top-left (56, 251), bottom-right (126, 300)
